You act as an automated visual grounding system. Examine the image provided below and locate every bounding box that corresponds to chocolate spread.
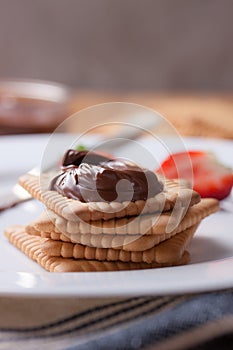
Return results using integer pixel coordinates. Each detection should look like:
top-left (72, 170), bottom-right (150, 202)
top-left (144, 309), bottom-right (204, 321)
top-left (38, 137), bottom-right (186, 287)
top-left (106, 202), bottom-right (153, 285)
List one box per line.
top-left (62, 149), bottom-right (112, 167)
top-left (50, 151), bottom-right (163, 203)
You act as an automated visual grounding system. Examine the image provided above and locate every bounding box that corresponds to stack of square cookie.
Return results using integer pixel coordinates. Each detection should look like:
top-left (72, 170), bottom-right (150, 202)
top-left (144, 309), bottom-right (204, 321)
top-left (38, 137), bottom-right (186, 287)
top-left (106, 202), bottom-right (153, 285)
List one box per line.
top-left (5, 172), bottom-right (219, 272)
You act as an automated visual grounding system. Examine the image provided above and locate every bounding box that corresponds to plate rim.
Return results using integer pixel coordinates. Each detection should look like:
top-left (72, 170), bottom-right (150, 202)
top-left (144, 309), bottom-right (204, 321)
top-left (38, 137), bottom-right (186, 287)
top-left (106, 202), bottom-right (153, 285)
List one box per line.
top-left (0, 256), bottom-right (233, 297)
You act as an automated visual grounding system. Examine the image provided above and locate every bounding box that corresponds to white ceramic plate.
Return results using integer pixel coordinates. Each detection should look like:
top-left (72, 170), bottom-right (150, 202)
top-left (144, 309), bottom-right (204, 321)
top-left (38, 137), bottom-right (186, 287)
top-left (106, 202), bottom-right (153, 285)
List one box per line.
top-left (0, 134), bottom-right (233, 297)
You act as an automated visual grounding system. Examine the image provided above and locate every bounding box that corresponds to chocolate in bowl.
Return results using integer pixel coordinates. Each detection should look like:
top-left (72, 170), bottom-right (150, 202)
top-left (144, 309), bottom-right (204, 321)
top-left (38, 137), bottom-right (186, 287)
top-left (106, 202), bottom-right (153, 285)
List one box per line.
top-left (0, 79), bottom-right (71, 134)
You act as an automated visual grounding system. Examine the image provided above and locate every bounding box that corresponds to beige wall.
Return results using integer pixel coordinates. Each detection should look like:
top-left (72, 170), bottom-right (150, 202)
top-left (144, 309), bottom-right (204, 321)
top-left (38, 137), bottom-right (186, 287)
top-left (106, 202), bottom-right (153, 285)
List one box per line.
top-left (0, 0), bottom-right (232, 90)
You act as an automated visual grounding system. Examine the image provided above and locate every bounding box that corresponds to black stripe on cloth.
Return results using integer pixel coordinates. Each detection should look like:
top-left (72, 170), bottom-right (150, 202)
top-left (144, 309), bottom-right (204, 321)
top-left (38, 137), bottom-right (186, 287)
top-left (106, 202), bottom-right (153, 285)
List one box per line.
top-left (0, 295), bottom-right (183, 342)
top-left (0, 296), bottom-right (144, 332)
top-left (62, 290), bottom-right (233, 350)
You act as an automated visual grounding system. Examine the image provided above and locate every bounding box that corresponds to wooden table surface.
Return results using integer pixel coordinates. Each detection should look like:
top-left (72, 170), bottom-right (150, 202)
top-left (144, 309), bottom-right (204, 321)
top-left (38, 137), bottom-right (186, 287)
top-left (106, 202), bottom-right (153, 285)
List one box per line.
top-left (0, 91), bottom-right (232, 138)
top-left (69, 91), bottom-right (233, 139)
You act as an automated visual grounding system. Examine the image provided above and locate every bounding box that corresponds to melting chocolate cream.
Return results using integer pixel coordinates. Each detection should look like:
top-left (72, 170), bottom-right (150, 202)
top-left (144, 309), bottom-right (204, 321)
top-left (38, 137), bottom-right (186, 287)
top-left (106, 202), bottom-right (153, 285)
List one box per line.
top-left (62, 149), bottom-right (112, 167)
top-left (50, 152), bottom-right (163, 202)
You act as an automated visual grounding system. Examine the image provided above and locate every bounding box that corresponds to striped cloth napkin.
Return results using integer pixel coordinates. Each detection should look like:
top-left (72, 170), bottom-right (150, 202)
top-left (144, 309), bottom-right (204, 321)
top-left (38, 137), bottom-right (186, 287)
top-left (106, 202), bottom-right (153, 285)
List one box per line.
top-left (0, 289), bottom-right (233, 350)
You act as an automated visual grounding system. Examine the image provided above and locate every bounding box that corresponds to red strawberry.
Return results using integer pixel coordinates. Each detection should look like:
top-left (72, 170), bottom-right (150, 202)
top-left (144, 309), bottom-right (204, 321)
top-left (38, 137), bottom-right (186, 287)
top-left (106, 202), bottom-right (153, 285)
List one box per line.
top-left (156, 151), bottom-right (233, 200)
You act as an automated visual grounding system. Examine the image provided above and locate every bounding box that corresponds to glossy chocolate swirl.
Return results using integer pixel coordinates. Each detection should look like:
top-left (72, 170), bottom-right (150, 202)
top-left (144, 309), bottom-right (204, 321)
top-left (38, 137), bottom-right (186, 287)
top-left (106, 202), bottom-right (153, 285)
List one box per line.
top-left (50, 156), bottom-right (163, 203)
top-left (62, 149), bottom-right (112, 167)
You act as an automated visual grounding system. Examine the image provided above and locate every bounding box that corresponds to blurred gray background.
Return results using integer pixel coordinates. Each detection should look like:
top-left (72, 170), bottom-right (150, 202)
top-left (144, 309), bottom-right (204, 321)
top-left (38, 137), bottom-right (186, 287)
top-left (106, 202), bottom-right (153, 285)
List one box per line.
top-left (0, 0), bottom-right (232, 90)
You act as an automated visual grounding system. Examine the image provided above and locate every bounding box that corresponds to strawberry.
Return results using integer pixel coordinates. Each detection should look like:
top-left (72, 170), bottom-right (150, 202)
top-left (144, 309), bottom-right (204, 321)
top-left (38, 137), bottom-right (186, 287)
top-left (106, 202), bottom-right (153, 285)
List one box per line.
top-left (156, 151), bottom-right (233, 200)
